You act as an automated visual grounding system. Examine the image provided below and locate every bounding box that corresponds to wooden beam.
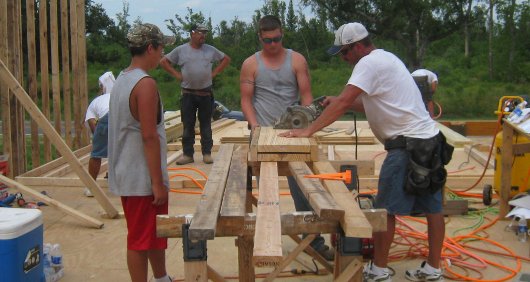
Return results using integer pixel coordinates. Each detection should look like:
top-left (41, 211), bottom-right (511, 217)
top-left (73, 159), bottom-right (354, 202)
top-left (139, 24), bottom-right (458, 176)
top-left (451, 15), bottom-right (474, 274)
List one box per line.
top-left (288, 234), bottom-right (334, 273)
top-left (0, 0), bottom-right (11, 176)
top-left (189, 144), bottom-right (234, 240)
top-left (49, 0), bottom-right (62, 136)
top-left (312, 162), bottom-right (374, 238)
top-left (253, 162), bottom-right (282, 267)
top-left (69, 0), bottom-right (80, 147)
top-left (26, 0), bottom-right (40, 168)
top-left (220, 145), bottom-right (248, 225)
top-left (0, 174), bottom-right (104, 228)
top-left (0, 60), bottom-right (119, 218)
top-left (184, 261), bottom-right (207, 282)
top-left (464, 144), bottom-right (494, 169)
top-left (76, 0), bottom-right (89, 145)
top-left (436, 122), bottom-right (472, 148)
top-left (39, 0), bottom-right (52, 161)
top-left (288, 161), bottom-right (345, 220)
top-left (60, 0), bottom-right (72, 147)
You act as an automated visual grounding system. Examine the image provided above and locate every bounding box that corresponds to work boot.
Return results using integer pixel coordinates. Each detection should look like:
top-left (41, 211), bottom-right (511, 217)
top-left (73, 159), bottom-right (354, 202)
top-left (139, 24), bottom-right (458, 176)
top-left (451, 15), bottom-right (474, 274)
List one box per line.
top-left (405, 261), bottom-right (444, 281)
top-left (363, 261), bottom-right (392, 282)
top-left (203, 154), bottom-right (213, 164)
top-left (176, 155), bottom-right (194, 165)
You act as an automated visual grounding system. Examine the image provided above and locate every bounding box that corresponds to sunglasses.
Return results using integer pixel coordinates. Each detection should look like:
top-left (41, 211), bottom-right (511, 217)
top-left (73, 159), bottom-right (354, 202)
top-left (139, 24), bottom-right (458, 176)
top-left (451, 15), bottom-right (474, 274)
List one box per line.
top-left (261, 35), bottom-right (283, 44)
top-left (193, 30), bottom-right (207, 35)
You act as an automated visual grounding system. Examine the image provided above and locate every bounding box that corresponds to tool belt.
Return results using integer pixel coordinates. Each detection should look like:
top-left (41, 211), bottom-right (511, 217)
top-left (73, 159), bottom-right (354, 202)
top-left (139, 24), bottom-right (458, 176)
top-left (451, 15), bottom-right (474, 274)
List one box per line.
top-left (384, 132), bottom-right (454, 195)
top-left (182, 86), bottom-right (212, 96)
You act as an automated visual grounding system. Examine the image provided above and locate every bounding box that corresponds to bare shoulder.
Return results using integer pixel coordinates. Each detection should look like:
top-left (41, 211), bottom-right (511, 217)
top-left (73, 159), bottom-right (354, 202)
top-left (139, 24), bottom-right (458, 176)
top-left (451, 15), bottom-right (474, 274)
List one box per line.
top-left (291, 51), bottom-right (308, 69)
top-left (132, 76), bottom-right (157, 98)
top-left (241, 54), bottom-right (258, 77)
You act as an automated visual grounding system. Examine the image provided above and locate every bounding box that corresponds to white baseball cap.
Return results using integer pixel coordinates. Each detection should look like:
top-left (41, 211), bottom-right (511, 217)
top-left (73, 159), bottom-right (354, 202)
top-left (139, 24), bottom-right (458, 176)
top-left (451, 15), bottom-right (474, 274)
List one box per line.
top-left (327, 22), bottom-right (369, 55)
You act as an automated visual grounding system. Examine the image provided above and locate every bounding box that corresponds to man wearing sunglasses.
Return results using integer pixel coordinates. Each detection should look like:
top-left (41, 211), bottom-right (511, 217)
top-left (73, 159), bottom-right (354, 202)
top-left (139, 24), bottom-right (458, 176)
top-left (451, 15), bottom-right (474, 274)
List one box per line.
top-left (281, 22), bottom-right (447, 282)
top-left (240, 15), bottom-right (335, 261)
top-left (160, 24), bottom-right (231, 165)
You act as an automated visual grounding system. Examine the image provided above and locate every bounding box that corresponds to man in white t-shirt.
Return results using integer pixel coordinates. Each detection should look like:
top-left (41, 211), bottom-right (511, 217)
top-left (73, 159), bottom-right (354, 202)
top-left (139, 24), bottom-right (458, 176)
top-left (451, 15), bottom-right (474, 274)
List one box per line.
top-left (412, 69), bottom-right (438, 118)
top-left (282, 23), bottom-right (448, 282)
top-left (83, 71), bottom-right (115, 196)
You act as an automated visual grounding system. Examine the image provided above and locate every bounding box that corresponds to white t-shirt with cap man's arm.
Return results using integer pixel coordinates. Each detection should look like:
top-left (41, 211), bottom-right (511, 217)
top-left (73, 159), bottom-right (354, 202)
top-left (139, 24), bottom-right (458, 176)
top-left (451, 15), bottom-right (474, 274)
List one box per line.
top-left (347, 49), bottom-right (438, 143)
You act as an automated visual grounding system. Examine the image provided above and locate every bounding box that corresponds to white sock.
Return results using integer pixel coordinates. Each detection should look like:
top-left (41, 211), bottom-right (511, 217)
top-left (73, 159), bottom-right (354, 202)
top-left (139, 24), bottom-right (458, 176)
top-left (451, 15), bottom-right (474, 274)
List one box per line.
top-left (371, 263), bottom-right (389, 275)
top-left (154, 274), bottom-right (172, 282)
top-left (423, 262), bottom-right (441, 273)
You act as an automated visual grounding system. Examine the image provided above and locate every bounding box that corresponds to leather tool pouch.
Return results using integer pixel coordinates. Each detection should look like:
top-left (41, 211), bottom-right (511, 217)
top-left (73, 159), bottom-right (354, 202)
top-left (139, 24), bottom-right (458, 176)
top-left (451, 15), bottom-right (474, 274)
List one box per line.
top-left (403, 133), bottom-right (454, 195)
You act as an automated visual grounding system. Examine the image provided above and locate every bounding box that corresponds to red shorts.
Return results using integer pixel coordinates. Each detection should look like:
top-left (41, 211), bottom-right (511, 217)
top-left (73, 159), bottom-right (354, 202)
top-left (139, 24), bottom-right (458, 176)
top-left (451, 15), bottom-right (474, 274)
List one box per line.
top-left (121, 196), bottom-right (168, 250)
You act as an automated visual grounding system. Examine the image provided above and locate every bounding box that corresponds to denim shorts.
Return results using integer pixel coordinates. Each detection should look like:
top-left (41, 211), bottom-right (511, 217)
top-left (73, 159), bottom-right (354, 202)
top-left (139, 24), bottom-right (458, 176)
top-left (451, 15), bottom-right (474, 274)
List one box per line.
top-left (375, 148), bottom-right (442, 215)
top-left (91, 114), bottom-right (108, 158)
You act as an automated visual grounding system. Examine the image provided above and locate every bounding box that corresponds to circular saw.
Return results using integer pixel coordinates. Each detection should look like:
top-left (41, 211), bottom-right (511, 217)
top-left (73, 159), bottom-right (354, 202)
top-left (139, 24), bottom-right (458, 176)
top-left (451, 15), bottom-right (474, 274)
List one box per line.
top-left (273, 96), bottom-right (326, 129)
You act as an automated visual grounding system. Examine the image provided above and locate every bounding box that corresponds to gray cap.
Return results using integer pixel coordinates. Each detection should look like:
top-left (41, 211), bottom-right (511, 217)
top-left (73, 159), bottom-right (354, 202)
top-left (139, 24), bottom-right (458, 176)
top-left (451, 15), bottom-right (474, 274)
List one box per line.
top-left (190, 24), bottom-right (209, 32)
top-left (127, 23), bottom-right (175, 48)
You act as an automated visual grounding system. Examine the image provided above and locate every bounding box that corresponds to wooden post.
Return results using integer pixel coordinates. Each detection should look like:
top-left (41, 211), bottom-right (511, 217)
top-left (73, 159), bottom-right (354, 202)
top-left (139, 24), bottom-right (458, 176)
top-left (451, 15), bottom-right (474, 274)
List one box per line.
top-left (0, 0), bottom-right (10, 175)
top-left (26, 0), bottom-right (40, 168)
top-left (77, 0), bottom-right (89, 146)
top-left (60, 0), bottom-right (72, 147)
top-left (50, 0), bottom-right (62, 139)
top-left (69, 0), bottom-right (81, 148)
top-left (0, 60), bottom-right (120, 219)
top-left (39, 0), bottom-right (52, 162)
top-left (500, 121), bottom-right (514, 217)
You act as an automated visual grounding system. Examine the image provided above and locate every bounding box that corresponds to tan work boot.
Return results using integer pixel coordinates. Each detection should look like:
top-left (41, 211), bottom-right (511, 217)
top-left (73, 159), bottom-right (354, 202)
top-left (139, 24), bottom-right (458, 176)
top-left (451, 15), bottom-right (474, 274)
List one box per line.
top-left (176, 154), bottom-right (194, 165)
top-left (203, 154), bottom-right (213, 164)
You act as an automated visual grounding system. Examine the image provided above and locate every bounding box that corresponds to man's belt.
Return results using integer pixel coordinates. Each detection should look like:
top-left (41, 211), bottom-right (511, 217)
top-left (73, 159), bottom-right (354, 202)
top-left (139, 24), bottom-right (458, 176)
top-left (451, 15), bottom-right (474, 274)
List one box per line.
top-left (182, 87), bottom-right (212, 96)
top-left (384, 135), bottom-right (406, 150)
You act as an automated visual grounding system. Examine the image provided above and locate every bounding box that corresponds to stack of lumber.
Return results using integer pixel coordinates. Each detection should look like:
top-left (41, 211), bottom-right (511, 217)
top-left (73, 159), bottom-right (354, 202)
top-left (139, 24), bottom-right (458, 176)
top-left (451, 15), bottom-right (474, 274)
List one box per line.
top-left (164, 111), bottom-right (183, 142)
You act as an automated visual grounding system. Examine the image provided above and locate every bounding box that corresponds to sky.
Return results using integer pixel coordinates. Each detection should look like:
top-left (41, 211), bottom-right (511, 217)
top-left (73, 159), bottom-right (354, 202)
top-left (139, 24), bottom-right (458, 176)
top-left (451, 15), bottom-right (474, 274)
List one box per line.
top-left (93, 0), bottom-right (314, 34)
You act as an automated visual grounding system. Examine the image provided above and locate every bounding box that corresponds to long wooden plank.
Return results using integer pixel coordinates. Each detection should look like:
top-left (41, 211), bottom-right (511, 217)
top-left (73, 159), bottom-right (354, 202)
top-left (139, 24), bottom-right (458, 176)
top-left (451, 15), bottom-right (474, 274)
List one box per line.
top-left (313, 161), bottom-right (374, 238)
top-left (188, 144), bottom-right (234, 240)
top-left (0, 174), bottom-right (104, 228)
top-left (69, 0), bottom-right (80, 147)
top-left (19, 145), bottom-right (92, 177)
top-left (249, 126), bottom-right (260, 162)
top-left (253, 162), bottom-right (283, 267)
top-left (288, 161), bottom-right (345, 220)
top-left (464, 144), bottom-right (494, 169)
top-left (77, 0), bottom-right (89, 145)
top-left (437, 122), bottom-right (472, 148)
top-left (0, 60), bottom-right (119, 218)
top-left (220, 145), bottom-right (248, 222)
top-left (50, 0), bottom-right (62, 136)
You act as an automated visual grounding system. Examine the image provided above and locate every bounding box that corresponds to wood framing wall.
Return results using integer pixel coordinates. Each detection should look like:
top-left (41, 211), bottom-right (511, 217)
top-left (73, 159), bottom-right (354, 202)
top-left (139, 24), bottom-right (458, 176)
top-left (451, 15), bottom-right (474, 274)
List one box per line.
top-left (0, 0), bottom-right (88, 176)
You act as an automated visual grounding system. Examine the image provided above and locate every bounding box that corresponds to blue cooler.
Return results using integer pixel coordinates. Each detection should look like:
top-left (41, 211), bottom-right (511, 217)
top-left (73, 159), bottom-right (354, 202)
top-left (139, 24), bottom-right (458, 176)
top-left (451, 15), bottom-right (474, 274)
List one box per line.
top-left (0, 207), bottom-right (44, 282)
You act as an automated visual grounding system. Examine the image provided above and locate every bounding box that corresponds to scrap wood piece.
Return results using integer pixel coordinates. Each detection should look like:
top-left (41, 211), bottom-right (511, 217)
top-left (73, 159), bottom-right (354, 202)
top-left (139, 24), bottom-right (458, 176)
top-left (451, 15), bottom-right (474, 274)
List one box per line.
top-left (436, 122), bottom-right (472, 148)
top-left (0, 174), bottom-right (104, 228)
top-left (249, 127), bottom-right (318, 162)
top-left (189, 144), bottom-right (234, 240)
top-left (253, 162), bottom-right (282, 267)
top-left (0, 59), bottom-right (119, 219)
top-left (288, 161), bottom-right (345, 220)
top-left (312, 162), bottom-right (375, 238)
top-left (220, 145), bottom-right (248, 223)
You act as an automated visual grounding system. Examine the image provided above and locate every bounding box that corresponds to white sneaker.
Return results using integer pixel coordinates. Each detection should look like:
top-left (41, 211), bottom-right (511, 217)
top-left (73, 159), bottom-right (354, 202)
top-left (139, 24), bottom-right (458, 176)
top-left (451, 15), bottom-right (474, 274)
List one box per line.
top-left (83, 188), bottom-right (94, 197)
top-left (405, 261), bottom-right (444, 281)
top-left (363, 261), bottom-right (392, 282)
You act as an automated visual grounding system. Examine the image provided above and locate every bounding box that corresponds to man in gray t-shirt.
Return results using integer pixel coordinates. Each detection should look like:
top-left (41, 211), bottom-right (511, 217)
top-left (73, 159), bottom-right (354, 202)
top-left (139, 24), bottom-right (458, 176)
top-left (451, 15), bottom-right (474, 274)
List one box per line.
top-left (160, 24), bottom-right (231, 165)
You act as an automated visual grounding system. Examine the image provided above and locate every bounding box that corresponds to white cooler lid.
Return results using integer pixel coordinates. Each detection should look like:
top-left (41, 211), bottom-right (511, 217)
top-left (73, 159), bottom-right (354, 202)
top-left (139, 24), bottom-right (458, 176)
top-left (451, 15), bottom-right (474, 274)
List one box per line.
top-left (0, 208), bottom-right (43, 239)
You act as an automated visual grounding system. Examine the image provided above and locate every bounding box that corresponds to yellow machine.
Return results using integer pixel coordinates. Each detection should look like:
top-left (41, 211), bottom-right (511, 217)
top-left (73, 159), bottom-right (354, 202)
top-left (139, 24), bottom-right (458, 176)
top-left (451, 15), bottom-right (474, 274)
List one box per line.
top-left (483, 96), bottom-right (530, 205)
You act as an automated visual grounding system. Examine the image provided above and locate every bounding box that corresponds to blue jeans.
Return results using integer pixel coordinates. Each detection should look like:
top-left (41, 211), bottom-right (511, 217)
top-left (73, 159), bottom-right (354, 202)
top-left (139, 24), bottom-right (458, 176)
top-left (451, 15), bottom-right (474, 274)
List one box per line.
top-left (91, 113), bottom-right (108, 158)
top-left (180, 93), bottom-right (214, 157)
top-left (287, 176), bottom-right (326, 250)
top-left (376, 149), bottom-right (442, 215)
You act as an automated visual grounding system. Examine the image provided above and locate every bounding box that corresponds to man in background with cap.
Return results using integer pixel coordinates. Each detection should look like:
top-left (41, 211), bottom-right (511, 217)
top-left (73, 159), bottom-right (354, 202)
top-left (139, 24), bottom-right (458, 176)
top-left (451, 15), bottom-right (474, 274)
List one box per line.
top-left (282, 22), bottom-right (447, 282)
top-left (108, 23), bottom-right (174, 282)
top-left (160, 23), bottom-right (231, 165)
top-left (83, 71), bottom-right (115, 197)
